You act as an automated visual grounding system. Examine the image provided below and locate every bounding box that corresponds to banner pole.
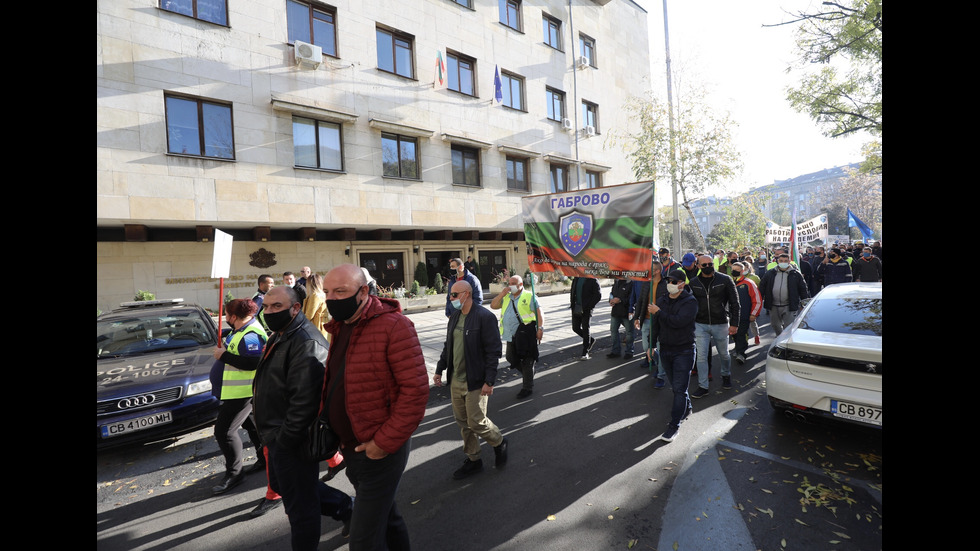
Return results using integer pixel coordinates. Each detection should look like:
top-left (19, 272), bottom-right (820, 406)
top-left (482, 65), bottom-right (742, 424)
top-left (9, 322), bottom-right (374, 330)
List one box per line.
top-left (647, 180), bottom-right (656, 373)
top-left (217, 277), bottom-right (225, 348)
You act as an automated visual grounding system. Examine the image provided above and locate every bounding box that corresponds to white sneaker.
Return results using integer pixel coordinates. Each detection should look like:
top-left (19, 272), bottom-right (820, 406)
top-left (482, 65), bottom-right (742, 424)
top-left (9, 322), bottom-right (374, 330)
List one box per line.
top-left (581, 353), bottom-right (591, 360)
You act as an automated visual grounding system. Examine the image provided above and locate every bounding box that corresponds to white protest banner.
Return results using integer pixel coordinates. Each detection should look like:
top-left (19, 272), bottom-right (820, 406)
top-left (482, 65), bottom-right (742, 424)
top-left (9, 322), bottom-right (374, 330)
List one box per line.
top-left (765, 214), bottom-right (829, 246)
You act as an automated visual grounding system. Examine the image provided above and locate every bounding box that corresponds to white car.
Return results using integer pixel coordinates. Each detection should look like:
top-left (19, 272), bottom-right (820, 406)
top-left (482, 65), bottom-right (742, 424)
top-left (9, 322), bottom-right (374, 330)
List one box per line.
top-left (765, 282), bottom-right (881, 428)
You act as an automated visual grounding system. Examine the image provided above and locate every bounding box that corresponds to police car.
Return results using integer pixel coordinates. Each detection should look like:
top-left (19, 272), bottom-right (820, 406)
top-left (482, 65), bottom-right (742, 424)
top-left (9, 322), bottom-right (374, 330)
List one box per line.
top-left (97, 299), bottom-right (221, 449)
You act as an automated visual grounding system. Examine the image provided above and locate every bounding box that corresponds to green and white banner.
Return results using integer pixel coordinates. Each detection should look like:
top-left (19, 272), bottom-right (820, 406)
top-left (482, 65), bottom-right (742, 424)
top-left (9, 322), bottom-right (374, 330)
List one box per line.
top-left (522, 181), bottom-right (655, 280)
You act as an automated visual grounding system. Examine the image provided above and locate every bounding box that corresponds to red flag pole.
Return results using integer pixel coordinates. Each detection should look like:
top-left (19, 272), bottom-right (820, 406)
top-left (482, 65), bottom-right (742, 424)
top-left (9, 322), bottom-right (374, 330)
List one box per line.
top-left (217, 277), bottom-right (225, 347)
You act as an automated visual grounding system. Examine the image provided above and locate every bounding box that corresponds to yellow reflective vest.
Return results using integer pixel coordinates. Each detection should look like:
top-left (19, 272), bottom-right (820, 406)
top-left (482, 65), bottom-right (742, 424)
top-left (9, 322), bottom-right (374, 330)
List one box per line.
top-left (220, 321), bottom-right (267, 400)
top-left (499, 290), bottom-right (538, 335)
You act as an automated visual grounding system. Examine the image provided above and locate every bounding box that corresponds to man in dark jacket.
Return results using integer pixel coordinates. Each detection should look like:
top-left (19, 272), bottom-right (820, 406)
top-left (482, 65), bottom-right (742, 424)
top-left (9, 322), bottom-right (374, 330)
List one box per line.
top-left (570, 276), bottom-right (602, 359)
top-left (606, 277), bottom-right (635, 359)
top-left (252, 286), bottom-right (353, 550)
top-left (632, 261), bottom-right (669, 386)
top-left (687, 255), bottom-right (740, 398)
top-left (649, 269), bottom-right (699, 442)
top-left (852, 246), bottom-right (882, 282)
top-left (434, 281), bottom-right (509, 480)
top-left (759, 252), bottom-right (810, 336)
top-left (817, 247), bottom-right (853, 286)
top-left (445, 258), bottom-right (483, 317)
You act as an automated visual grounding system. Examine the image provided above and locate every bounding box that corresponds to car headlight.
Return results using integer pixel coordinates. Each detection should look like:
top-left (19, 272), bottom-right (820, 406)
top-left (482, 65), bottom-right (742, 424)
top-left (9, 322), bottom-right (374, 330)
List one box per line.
top-left (186, 380), bottom-right (213, 397)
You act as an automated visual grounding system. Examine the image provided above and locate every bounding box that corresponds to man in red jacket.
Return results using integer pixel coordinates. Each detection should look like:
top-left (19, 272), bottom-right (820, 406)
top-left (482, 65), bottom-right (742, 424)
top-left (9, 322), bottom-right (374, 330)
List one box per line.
top-left (322, 264), bottom-right (429, 550)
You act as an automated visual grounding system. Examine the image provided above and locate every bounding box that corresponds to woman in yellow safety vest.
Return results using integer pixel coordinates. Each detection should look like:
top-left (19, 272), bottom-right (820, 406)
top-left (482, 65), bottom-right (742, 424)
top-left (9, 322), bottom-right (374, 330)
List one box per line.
top-left (210, 298), bottom-right (268, 496)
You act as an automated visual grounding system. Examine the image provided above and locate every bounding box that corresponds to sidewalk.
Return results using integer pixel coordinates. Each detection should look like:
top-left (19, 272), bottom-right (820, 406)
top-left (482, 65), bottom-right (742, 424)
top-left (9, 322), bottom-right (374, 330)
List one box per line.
top-left (405, 284), bottom-right (616, 383)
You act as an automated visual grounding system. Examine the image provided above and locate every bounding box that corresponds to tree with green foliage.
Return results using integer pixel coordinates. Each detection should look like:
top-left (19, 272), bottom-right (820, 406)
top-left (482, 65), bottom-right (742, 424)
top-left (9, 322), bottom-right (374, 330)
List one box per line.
top-left (774, 0), bottom-right (882, 174)
top-left (610, 85), bottom-right (743, 252)
top-left (134, 290), bottom-right (155, 301)
top-left (414, 261), bottom-right (428, 288)
top-left (705, 195), bottom-right (769, 252)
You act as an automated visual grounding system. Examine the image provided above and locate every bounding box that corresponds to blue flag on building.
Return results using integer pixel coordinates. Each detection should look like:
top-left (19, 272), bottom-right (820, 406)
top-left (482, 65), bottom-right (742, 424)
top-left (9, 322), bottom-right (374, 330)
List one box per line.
top-left (493, 65), bottom-right (503, 104)
top-left (847, 208), bottom-right (873, 241)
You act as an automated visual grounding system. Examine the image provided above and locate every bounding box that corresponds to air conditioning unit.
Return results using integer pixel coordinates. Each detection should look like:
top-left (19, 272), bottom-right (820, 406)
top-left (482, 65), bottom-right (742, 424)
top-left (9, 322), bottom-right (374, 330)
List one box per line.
top-left (577, 56), bottom-right (590, 69)
top-left (584, 125), bottom-right (596, 137)
top-left (294, 40), bottom-right (322, 69)
top-left (562, 118), bottom-right (573, 131)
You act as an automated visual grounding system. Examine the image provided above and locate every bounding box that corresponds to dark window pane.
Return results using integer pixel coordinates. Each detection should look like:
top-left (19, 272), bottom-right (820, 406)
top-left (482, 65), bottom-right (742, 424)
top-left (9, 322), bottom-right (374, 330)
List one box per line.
top-left (166, 97), bottom-right (201, 156)
top-left (313, 10), bottom-right (336, 55)
top-left (196, 0), bottom-right (226, 25)
top-left (399, 138), bottom-right (417, 178)
top-left (202, 102), bottom-right (233, 158)
top-left (318, 122), bottom-right (342, 170)
top-left (293, 117), bottom-right (317, 167)
top-left (395, 38), bottom-right (413, 78)
top-left (382, 134), bottom-right (399, 176)
top-left (377, 30), bottom-right (393, 72)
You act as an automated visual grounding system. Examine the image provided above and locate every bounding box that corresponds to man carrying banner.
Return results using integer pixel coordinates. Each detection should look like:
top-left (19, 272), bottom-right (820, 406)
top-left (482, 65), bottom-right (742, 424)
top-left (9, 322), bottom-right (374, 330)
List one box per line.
top-left (570, 276), bottom-right (601, 360)
top-left (606, 276), bottom-right (635, 360)
top-left (490, 275), bottom-right (544, 399)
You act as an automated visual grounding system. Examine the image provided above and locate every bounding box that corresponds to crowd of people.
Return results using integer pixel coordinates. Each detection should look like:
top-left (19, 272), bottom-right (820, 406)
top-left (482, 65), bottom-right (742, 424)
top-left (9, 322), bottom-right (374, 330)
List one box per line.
top-left (204, 241), bottom-right (880, 549)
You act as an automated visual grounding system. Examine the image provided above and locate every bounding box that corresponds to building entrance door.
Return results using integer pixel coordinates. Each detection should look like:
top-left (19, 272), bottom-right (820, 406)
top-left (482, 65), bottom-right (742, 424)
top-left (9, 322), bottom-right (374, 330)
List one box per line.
top-left (478, 249), bottom-right (507, 289)
top-left (425, 250), bottom-right (463, 290)
top-left (359, 252), bottom-right (405, 291)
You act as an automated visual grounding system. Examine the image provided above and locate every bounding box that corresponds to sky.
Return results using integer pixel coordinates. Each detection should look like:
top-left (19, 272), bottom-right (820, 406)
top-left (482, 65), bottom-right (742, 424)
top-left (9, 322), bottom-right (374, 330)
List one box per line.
top-left (633, 0), bottom-right (867, 199)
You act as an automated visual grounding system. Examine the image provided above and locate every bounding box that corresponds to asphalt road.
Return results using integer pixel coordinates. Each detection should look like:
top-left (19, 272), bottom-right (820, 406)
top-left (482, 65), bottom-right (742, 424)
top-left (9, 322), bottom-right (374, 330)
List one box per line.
top-left (97, 308), bottom-right (882, 551)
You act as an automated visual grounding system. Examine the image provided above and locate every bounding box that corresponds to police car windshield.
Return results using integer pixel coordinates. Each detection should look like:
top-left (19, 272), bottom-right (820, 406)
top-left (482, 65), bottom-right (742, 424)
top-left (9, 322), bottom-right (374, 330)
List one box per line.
top-left (97, 310), bottom-right (215, 358)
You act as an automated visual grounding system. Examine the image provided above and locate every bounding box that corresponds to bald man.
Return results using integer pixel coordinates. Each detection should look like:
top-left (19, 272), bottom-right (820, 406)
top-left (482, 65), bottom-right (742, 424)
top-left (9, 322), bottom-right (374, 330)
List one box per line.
top-left (435, 281), bottom-right (508, 479)
top-left (321, 263), bottom-right (429, 550)
top-left (490, 275), bottom-right (543, 399)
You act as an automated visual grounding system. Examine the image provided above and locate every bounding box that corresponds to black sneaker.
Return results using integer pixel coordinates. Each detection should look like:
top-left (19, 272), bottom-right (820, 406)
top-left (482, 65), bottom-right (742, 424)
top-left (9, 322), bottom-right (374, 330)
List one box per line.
top-left (691, 387), bottom-right (710, 399)
top-left (452, 458), bottom-right (484, 480)
top-left (722, 376), bottom-right (732, 389)
top-left (661, 424), bottom-right (679, 442)
top-left (623, 353), bottom-right (633, 359)
top-left (587, 337), bottom-right (596, 353)
top-left (606, 352), bottom-right (619, 359)
top-left (494, 438), bottom-right (509, 467)
top-left (654, 377), bottom-right (666, 390)
top-left (516, 388), bottom-right (532, 399)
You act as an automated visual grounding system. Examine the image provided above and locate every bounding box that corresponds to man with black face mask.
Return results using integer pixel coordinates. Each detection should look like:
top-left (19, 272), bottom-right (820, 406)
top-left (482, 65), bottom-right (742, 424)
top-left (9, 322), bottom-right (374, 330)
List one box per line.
top-left (321, 263), bottom-right (429, 550)
top-left (251, 286), bottom-right (354, 550)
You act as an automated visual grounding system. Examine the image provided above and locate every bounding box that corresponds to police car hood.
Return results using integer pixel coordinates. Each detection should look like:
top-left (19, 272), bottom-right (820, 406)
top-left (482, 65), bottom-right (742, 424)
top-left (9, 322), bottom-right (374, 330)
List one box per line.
top-left (97, 344), bottom-right (216, 397)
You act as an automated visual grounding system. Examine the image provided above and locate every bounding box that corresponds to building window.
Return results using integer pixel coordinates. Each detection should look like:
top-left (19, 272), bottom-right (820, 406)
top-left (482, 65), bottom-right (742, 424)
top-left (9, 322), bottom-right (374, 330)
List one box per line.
top-left (293, 117), bottom-right (343, 171)
top-left (549, 164), bottom-right (568, 194)
top-left (501, 71), bottom-right (524, 111)
top-left (165, 94), bottom-right (234, 159)
top-left (585, 170), bottom-right (601, 189)
top-left (579, 34), bottom-right (596, 67)
top-left (451, 0), bottom-right (472, 8)
top-left (451, 145), bottom-right (480, 187)
top-left (381, 133), bottom-right (418, 179)
top-left (506, 156), bottom-right (529, 191)
top-left (286, 1), bottom-right (337, 57)
top-left (499, 0), bottom-right (521, 31)
top-left (546, 87), bottom-right (565, 122)
top-left (447, 52), bottom-right (476, 96)
top-left (582, 101), bottom-right (599, 132)
top-left (161, 0), bottom-right (228, 26)
top-left (542, 14), bottom-right (562, 50)
top-left (377, 27), bottom-right (414, 79)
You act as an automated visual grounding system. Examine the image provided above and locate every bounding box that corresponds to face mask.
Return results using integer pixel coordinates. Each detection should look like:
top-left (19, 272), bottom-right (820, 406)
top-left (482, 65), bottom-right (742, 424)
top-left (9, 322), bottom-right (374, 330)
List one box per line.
top-left (759, 256), bottom-right (766, 261)
top-left (327, 287), bottom-right (364, 322)
top-left (451, 299), bottom-right (462, 310)
top-left (862, 252), bottom-right (871, 258)
top-left (509, 285), bottom-right (520, 294)
top-left (700, 265), bottom-right (714, 275)
top-left (667, 283), bottom-right (681, 294)
top-left (264, 307), bottom-right (295, 332)
top-left (778, 262), bottom-right (790, 270)
top-left (731, 271), bottom-right (741, 279)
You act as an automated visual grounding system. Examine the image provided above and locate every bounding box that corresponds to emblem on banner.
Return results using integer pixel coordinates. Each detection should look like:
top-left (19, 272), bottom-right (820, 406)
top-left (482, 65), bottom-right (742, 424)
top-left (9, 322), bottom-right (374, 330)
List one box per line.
top-left (560, 210), bottom-right (593, 257)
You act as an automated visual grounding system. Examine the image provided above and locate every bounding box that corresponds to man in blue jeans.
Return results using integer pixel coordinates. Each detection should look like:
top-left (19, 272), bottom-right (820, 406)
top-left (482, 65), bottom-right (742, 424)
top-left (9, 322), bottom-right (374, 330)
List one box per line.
top-left (648, 270), bottom-right (699, 441)
top-left (606, 276), bottom-right (635, 359)
top-left (686, 255), bottom-right (740, 398)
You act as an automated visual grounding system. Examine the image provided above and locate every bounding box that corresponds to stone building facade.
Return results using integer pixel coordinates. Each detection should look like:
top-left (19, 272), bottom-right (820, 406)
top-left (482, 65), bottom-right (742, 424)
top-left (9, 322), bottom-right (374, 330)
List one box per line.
top-left (97, 0), bottom-right (651, 311)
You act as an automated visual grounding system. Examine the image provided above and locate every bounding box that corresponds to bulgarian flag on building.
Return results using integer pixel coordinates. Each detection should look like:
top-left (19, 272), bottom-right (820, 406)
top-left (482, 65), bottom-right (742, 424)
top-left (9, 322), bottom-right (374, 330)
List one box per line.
top-left (434, 50), bottom-right (448, 89)
top-left (522, 181), bottom-right (655, 280)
